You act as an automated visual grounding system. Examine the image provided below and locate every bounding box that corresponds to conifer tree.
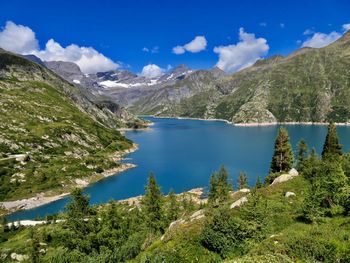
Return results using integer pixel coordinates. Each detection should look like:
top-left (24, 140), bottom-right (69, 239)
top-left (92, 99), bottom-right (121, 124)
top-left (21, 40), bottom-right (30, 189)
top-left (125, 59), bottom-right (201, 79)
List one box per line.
top-left (322, 122), bottom-right (342, 159)
top-left (297, 139), bottom-right (308, 170)
top-left (237, 171), bottom-right (248, 189)
top-left (208, 165), bottom-right (232, 204)
top-left (142, 173), bottom-right (164, 232)
top-left (270, 127), bottom-right (294, 173)
top-left (167, 189), bottom-right (179, 222)
top-left (255, 176), bottom-right (262, 189)
top-left (65, 188), bottom-right (91, 235)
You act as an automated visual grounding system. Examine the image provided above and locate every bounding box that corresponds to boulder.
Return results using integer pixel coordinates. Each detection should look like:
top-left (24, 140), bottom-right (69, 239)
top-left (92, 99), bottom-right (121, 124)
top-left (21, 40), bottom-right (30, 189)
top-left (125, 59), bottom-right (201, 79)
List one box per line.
top-left (285, 191), bottom-right (296, 198)
top-left (288, 168), bottom-right (299, 176)
top-left (10, 253), bottom-right (29, 262)
top-left (230, 196), bottom-right (248, 209)
top-left (190, 209), bottom-right (205, 221)
top-left (271, 169), bottom-right (299, 185)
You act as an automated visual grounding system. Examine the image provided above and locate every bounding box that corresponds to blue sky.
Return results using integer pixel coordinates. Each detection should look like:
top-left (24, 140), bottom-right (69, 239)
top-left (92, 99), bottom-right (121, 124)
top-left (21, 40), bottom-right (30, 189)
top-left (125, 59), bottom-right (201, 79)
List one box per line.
top-left (0, 0), bottom-right (350, 75)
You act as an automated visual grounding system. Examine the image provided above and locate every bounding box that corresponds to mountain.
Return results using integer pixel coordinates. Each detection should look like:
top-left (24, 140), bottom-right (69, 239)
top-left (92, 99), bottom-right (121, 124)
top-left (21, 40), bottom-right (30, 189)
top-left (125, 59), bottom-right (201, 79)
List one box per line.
top-left (126, 31), bottom-right (350, 123)
top-left (0, 49), bottom-right (143, 201)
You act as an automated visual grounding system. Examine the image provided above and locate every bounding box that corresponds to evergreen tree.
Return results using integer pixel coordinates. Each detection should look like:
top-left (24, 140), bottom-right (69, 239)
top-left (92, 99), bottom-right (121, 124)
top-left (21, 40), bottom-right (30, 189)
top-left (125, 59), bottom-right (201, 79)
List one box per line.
top-left (322, 122), bottom-right (342, 159)
top-left (297, 139), bottom-right (308, 170)
top-left (142, 173), bottom-right (164, 232)
top-left (255, 176), bottom-right (262, 189)
top-left (302, 148), bottom-right (320, 181)
top-left (29, 228), bottom-right (40, 263)
top-left (270, 127), bottom-right (294, 173)
top-left (65, 188), bottom-right (91, 235)
top-left (167, 189), bottom-right (179, 222)
top-left (208, 165), bottom-right (232, 204)
top-left (237, 171), bottom-right (248, 190)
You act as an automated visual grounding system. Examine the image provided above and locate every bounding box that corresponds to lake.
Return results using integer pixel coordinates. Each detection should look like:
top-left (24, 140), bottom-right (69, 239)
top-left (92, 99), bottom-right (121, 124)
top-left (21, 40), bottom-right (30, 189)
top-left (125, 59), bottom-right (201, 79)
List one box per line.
top-left (7, 117), bottom-right (350, 221)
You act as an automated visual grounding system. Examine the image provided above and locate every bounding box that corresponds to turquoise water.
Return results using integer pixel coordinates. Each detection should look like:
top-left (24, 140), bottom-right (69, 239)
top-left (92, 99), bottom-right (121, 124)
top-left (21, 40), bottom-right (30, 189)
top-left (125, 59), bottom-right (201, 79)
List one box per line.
top-left (7, 117), bottom-right (350, 221)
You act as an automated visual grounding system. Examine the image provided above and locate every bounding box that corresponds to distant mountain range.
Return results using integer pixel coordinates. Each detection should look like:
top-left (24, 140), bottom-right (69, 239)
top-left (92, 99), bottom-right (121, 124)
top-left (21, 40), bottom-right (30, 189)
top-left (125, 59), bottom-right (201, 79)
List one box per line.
top-left (23, 30), bottom-right (350, 124)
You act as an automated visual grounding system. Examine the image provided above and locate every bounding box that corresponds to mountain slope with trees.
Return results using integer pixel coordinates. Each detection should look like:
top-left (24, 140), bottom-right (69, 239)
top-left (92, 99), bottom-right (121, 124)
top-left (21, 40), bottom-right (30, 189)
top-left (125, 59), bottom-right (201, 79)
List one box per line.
top-left (0, 49), bottom-right (143, 202)
top-left (128, 31), bottom-right (350, 124)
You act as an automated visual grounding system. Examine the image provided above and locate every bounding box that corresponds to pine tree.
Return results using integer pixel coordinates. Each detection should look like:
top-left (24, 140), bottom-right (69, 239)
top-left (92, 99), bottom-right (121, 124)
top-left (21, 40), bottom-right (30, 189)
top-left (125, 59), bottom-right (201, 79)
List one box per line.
top-left (167, 189), bottom-right (179, 222)
top-left (142, 173), bottom-right (164, 232)
top-left (65, 188), bottom-right (91, 235)
top-left (208, 165), bottom-right (232, 204)
top-left (322, 122), bottom-right (342, 159)
top-left (216, 165), bottom-right (232, 200)
top-left (237, 171), bottom-right (248, 190)
top-left (255, 176), bottom-right (262, 189)
top-left (297, 139), bottom-right (308, 170)
top-left (270, 127), bottom-right (294, 173)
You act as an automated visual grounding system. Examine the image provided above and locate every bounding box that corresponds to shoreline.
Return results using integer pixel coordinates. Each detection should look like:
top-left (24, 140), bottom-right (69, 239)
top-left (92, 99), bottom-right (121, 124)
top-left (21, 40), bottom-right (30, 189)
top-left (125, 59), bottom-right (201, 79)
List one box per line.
top-left (0, 144), bottom-right (139, 216)
top-left (141, 115), bottom-right (350, 126)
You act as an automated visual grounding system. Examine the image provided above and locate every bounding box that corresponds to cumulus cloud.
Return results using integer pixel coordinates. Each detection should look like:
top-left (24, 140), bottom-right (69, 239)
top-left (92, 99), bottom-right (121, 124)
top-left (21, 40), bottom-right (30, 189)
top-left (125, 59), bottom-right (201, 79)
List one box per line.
top-left (302, 31), bottom-right (341, 48)
top-left (0, 21), bottom-right (118, 73)
top-left (0, 21), bottom-right (38, 53)
top-left (172, 36), bottom-right (207, 54)
top-left (213, 28), bottom-right (269, 73)
top-left (140, 64), bottom-right (164, 78)
top-left (301, 23), bottom-right (350, 48)
top-left (343, 23), bottom-right (350, 31)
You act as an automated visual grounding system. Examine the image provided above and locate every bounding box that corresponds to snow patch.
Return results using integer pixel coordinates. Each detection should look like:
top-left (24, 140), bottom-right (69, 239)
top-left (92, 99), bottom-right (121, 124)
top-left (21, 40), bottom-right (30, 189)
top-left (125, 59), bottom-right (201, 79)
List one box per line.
top-left (73, 79), bottom-right (81, 84)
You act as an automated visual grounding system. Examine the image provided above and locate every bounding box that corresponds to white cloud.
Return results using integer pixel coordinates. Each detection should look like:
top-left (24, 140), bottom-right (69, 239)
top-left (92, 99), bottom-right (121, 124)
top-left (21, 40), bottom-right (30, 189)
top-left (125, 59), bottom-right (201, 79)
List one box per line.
top-left (343, 23), bottom-right (350, 31)
top-left (301, 23), bottom-right (350, 48)
top-left (259, 22), bottom-right (267, 27)
top-left (140, 64), bottom-right (164, 78)
top-left (303, 28), bottom-right (314, 35)
top-left (142, 46), bottom-right (159, 53)
top-left (213, 28), bottom-right (269, 73)
top-left (280, 23), bottom-right (285, 28)
top-left (172, 45), bottom-right (185, 54)
top-left (172, 36), bottom-right (207, 54)
top-left (0, 21), bottom-right (38, 54)
top-left (302, 31), bottom-right (341, 48)
top-left (0, 21), bottom-right (118, 73)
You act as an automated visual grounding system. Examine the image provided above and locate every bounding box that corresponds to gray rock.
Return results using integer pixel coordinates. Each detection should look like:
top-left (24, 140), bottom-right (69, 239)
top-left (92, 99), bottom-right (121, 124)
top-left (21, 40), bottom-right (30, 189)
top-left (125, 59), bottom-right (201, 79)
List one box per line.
top-left (285, 192), bottom-right (296, 198)
top-left (230, 196), bottom-right (248, 209)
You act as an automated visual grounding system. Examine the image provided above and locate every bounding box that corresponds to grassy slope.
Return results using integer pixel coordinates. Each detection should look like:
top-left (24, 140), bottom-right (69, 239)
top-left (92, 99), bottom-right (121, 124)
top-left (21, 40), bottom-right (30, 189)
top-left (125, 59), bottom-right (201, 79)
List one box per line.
top-left (133, 176), bottom-right (350, 262)
top-left (0, 53), bottom-right (132, 202)
top-left (1, 176), bottom-right (348, 262)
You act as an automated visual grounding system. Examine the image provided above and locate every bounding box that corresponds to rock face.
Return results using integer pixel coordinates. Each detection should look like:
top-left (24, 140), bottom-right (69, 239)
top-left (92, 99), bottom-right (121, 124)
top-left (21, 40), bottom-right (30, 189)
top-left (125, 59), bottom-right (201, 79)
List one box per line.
top-left (271, 169), bottom-right (299, 185)
top-left (230, 196), bottom-right (248, 209)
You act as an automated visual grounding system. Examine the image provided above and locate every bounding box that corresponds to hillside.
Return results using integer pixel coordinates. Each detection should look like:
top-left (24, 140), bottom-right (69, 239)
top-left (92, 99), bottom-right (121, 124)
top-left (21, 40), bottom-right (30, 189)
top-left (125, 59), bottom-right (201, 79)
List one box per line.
top-left (1, 159), bottom-right (349, 262)
top-left (128, 31), bottom-right (350, 124)
top-left (0, 49), bottom-right (139, 203)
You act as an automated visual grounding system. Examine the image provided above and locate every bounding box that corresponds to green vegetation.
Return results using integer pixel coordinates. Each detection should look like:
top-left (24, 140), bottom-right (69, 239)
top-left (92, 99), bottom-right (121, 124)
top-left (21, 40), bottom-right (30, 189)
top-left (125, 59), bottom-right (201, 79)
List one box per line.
top-left (322, 122), bottom-right (342, 158)
top-left (0, 50), bottom-right (133, 203)
top-left (1, 123), bottom-right (349, 262)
